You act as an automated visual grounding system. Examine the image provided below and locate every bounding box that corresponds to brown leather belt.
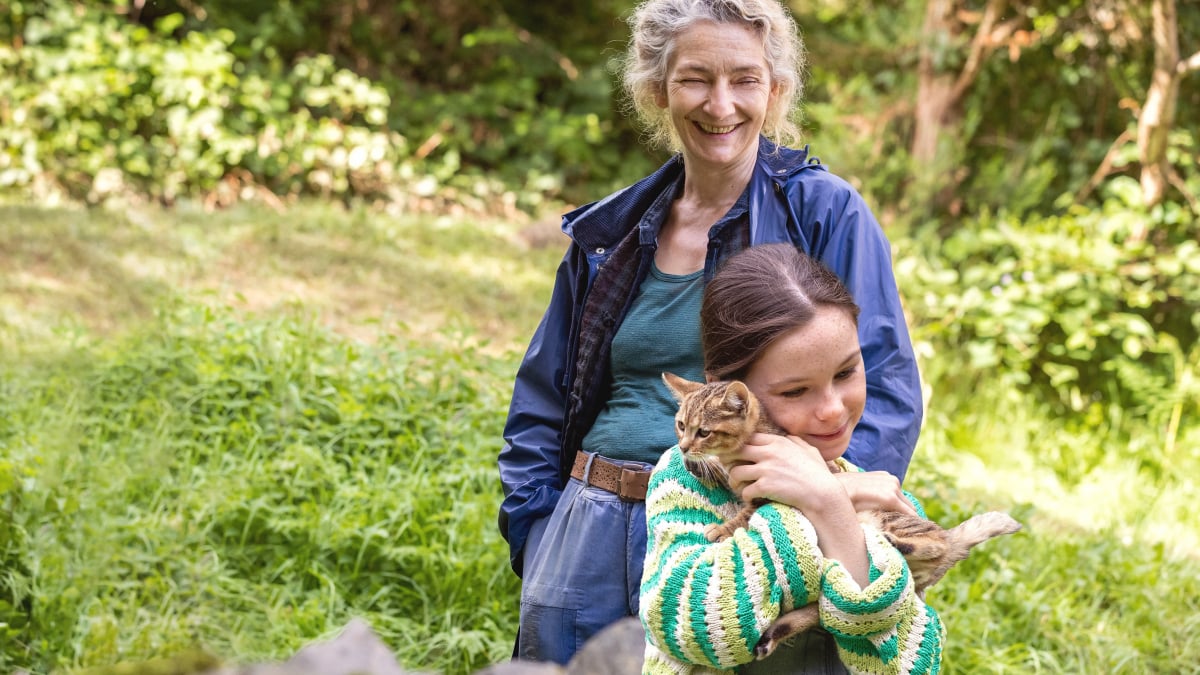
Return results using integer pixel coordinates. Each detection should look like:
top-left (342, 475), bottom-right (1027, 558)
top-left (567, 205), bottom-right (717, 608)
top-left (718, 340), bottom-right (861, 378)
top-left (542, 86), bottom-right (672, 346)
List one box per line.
top-left (570, 452), bottom-right (651, 502)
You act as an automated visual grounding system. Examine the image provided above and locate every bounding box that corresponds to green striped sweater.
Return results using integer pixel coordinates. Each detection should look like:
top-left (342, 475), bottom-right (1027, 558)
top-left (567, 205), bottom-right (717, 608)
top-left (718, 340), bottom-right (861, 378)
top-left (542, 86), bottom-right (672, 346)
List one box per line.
top-left (639, 446), bottom-right (945, 674)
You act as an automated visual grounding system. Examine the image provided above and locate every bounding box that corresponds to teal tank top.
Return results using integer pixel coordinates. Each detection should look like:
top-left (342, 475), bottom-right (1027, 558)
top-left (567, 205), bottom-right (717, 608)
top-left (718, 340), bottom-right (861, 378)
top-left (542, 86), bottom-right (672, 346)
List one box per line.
top-left (580, 262), bottom-right (706, 464)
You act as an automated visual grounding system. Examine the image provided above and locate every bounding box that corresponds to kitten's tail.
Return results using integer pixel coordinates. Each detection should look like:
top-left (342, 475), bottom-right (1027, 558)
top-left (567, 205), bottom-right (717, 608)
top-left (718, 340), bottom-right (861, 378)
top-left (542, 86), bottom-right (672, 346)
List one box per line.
top-left (946, 511), bottom-right (1022, 550)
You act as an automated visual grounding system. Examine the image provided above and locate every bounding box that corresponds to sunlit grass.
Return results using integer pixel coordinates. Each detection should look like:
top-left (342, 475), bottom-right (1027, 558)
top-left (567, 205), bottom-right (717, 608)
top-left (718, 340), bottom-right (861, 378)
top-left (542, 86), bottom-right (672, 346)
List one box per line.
top-left (0, 201), bottom-right (563, 351)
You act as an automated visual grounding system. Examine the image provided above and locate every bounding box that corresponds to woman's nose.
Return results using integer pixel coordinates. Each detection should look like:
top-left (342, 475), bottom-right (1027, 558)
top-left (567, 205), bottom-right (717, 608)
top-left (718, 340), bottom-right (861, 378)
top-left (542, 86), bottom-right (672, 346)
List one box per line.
top-left (705, 81), bottom-right (734, 118)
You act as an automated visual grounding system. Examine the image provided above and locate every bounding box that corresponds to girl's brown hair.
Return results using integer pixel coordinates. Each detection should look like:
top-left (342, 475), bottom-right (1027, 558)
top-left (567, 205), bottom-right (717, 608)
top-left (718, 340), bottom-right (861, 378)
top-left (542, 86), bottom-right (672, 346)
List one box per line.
top-left (701, 243), bottom-right (859, 380)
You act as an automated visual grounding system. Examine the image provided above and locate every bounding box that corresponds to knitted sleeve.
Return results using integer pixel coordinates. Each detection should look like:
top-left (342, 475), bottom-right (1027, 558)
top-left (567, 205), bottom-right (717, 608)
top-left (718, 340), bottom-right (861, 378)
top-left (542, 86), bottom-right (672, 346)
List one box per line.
top-left (639, 447), bottom-right (945, 675)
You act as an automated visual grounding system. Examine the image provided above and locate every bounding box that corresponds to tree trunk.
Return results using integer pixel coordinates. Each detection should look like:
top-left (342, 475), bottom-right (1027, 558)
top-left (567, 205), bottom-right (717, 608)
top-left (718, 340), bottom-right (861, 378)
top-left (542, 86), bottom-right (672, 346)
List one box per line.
top-left (1138, 0), bottom-right (1181, 207)
top-left (912, 0), bottom-right (959, 164)
top-left (912, 0), bottom-right (1020, 164)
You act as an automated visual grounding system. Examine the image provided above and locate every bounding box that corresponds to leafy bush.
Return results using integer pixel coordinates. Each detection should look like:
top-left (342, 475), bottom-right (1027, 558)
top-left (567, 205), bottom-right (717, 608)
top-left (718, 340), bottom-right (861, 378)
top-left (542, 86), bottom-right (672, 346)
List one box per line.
top-left (0, 0), bottom-right (657, 211)
top-left (0, 1), bottom-right (409, 205)
top-left (897, 187), bottom-right (1200, 478)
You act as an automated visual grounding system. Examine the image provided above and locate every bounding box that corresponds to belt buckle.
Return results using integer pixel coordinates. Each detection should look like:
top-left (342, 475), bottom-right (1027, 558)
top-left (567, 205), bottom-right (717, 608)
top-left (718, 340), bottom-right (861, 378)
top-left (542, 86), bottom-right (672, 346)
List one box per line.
top-left (617, 467), bottom-right (647, 502)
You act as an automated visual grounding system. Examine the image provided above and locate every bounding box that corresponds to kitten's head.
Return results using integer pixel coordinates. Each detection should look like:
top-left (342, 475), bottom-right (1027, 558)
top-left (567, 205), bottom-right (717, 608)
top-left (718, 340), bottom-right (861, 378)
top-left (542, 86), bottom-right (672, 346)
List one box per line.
top-left (662, 372), bottom-right (761, 470)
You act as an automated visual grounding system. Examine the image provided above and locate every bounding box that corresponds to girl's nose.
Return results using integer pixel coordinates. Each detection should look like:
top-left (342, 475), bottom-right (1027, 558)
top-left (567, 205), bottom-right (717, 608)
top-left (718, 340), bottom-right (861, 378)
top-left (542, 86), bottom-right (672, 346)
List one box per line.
top-left (814, 387), bottom-right (845, 422)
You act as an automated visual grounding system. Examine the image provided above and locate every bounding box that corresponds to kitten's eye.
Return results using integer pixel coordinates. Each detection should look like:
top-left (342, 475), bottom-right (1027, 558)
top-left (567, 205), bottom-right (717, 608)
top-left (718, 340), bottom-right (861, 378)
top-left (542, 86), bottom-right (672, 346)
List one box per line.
top-left (697, 429), bottom-right (711, 438)
top-left (677, 421), bottom-right (685, 431)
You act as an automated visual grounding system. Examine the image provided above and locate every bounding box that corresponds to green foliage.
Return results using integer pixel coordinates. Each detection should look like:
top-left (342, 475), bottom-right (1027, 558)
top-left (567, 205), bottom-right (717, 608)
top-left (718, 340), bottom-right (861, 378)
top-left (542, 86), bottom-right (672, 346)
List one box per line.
top-left (0, 411), bottom-right (33, 654)
top-left (0, 0), bottom-right (408, 204)
top-left (3, 0), bottom-right (1197, 217)
top-left (0, 0), bottom-right (656, 210)
top-left (907, 369), bottom-right (1200, 672)
top-left (2, 306), bottom-right (520, 673)
top-left (915, 481), bottom-right (1200, 672)
top-left (897, 189), bottom-right (1200, 479)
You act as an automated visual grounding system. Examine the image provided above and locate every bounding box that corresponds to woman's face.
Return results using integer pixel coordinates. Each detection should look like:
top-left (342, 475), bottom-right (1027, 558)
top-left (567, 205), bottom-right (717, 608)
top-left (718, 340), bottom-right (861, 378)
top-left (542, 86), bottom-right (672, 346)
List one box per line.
top-left (656, 20), bottom-right (777, 172)
top-left (742, 306), bottom-right (866, 462)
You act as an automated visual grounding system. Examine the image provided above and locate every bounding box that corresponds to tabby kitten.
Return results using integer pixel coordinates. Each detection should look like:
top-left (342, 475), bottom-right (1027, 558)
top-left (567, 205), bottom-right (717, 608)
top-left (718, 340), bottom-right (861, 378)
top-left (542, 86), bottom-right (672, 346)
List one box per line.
top-left (662, 371), bottom-right (1022, 659)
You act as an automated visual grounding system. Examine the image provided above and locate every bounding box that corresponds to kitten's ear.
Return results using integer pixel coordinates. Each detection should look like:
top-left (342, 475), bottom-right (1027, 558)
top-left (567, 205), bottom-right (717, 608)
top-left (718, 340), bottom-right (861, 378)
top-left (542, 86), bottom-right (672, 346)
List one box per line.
top-left (724, 381), bottom-right (752, 413)
top-left (662, 372), bottom-right (702, 402)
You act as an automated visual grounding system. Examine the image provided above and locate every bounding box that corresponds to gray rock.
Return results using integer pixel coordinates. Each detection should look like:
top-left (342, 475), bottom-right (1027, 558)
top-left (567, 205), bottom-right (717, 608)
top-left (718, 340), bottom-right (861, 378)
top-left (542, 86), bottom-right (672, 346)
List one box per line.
top-left (565, 617), bottom-right (645, 675)
top-left (474, 660), bottom-right (567, 675)
top-left (218, 618), bottom-right (416, 675)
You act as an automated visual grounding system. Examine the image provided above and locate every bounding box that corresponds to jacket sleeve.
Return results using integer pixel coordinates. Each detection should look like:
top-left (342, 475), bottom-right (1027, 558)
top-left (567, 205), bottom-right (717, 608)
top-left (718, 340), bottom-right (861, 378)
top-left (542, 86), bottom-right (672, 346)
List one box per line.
top-left (639, 448), bottom-right (943, 674)
top-left (497, 246), bottom-right (582, 576)
top-left (795, 174), bottom-right (923, 482)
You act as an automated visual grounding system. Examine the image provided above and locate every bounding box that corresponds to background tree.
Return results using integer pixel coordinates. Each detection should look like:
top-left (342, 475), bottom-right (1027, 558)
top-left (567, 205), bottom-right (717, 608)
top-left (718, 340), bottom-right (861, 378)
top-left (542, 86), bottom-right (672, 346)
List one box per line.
top-left (1137, 0), bottom-right (1200, 208)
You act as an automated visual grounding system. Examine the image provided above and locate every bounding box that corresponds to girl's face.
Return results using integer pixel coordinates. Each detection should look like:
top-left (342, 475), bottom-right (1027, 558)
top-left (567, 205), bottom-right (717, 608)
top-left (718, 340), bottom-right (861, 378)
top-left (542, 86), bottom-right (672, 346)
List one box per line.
top-left (656, 20), bottom-right (777, 173)
top-left (742, 306), bottom-right (866, 462)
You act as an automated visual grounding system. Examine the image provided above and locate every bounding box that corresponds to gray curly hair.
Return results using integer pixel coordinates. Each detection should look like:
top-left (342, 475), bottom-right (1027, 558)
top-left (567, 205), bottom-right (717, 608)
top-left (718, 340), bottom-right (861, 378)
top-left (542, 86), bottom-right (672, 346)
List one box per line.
top-left (620, 0), bottom-right (806, 152)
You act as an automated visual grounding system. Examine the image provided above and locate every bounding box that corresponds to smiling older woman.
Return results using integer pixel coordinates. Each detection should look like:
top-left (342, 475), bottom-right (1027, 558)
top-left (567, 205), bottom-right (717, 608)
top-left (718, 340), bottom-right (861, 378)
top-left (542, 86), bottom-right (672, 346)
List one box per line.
top-left (496, 0), bottom-right (924, 665)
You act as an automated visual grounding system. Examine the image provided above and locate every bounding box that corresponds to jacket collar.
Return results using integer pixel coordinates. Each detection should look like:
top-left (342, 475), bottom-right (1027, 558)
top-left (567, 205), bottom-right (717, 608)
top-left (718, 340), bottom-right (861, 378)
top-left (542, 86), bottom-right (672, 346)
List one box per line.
top-left (561, 137), bottom-right (819, 249)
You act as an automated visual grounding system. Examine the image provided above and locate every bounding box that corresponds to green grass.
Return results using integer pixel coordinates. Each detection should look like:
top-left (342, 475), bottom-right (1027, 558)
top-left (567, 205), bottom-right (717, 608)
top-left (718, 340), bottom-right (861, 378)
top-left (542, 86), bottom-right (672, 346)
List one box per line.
top-left (1, 201), bottom-right (1198, 674)
top-left (2, 306), bottom-right (522, 673)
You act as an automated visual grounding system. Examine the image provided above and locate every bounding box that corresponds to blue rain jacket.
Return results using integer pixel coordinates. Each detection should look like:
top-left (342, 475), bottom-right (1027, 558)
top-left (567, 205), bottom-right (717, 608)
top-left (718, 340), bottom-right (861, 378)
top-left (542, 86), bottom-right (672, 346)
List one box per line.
top-left (497, 139), bottom-right (922, 574)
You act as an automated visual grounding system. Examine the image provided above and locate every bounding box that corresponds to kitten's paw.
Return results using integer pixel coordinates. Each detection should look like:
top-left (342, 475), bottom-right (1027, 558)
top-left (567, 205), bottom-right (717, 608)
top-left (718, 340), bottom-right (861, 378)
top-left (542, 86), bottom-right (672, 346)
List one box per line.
top-left (754, 605), bottom-right (820, 660)
top-left (703, 523), bottom-right (726, 542)
top-left (754, 637), bottom-right (779, 660)
top-left (753, 626), bottom-right (791, 660)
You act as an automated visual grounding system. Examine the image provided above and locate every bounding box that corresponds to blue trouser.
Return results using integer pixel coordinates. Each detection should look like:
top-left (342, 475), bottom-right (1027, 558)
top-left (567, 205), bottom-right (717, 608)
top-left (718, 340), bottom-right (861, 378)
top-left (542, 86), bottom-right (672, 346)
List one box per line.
top-left (516, 455), bottom-right (652, 664)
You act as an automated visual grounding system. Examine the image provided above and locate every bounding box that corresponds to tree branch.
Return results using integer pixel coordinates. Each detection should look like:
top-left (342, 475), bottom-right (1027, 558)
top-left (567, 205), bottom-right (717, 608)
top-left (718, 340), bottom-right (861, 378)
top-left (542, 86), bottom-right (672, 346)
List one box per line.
top-left (949, 0), bottom-right (1017, 104)
top-left (1168, 167), bottom-right (1200, 213)
top-left (1076, 128), bottom-right (1136, 204)
top-left (1179, 50), bottom-right (1200, 75)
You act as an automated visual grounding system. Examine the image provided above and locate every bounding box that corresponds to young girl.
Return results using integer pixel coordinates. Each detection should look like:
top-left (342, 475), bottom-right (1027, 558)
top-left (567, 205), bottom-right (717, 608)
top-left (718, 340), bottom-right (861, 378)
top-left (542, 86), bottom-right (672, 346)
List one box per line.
top-left (640, 243), bottom-right (944, 674)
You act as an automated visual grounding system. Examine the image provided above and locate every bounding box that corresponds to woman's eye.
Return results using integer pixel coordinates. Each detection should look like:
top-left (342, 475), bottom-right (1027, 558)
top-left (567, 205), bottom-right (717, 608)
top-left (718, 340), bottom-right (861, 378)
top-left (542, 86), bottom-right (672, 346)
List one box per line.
top-left (835, 368), bottom-right (857, 380)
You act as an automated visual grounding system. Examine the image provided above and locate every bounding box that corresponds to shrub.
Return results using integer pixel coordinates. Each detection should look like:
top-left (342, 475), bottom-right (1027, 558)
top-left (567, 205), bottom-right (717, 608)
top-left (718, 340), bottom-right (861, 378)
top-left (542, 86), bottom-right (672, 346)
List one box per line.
top-left (0, 1), bottom-right (409, 205)
top-left (897, 187), bottom-right (1200, 477)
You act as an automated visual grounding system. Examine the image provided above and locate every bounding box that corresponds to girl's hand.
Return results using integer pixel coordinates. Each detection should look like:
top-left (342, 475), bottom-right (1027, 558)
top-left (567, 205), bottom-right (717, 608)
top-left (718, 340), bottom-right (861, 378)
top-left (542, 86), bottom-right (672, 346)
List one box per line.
top-left (727, 433), bottom-right (845, 512)
top-left (834, 471), bottom-right (918, 517)
top-left (729, 432), bottom-right (870, 585)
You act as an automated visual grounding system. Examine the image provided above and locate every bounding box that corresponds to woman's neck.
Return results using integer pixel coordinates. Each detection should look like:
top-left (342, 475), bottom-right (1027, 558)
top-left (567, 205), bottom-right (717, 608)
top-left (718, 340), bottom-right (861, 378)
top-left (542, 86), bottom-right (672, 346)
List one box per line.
top-left (678, 151), bottom-right (757, 211)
